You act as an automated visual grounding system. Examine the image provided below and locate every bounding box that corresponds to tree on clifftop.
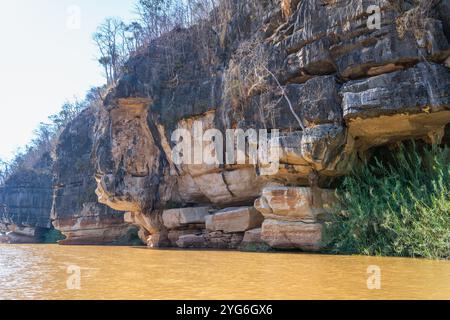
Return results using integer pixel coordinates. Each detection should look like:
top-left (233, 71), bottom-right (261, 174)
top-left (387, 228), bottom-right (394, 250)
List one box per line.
top-left (93, 18), bottom-right (124, 85)
top-left (93, 18), bottom-right (146, 85)
top-left (93, 1), bottom-right (220, 85)
top-left (0, 159), bottom-right (10, 186)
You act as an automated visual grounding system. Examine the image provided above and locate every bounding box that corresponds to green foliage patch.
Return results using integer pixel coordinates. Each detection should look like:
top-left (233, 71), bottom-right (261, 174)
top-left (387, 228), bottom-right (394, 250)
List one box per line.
top-left (325, 142), bottom-right (450, 259)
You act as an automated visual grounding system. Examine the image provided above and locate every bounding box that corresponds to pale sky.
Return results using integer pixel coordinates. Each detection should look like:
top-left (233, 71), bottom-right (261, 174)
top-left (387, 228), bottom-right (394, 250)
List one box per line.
top-left (0, 0), bottom-right (136, 160)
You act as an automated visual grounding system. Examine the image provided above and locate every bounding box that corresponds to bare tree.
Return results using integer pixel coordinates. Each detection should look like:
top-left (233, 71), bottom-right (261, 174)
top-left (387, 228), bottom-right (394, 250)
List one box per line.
top-left (1, 93), bottom-right (92, 181)
top-left (49, 100), bottom-right (86, 131)
top-left (135, 0), bottom-right (220, 39)
top-left (0, 159), bottom-right (11, 186)
top-left (94, 18), bottom-right (148, 85)
top-left (93, 18), bottom-right (125, 85)
top-left (123, 22), bottom-right (145, 53)
top-left (135, 0), bottom-right (175, 40)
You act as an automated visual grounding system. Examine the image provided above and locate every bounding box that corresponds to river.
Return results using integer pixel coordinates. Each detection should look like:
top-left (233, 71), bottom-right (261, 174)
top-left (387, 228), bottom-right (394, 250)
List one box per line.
top-left (0, 244), bottom-right (449, 300)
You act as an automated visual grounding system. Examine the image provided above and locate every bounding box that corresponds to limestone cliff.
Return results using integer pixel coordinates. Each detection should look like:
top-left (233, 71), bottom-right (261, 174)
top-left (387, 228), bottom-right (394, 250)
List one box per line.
top-left (52, 107), bottom-right (139, 245)
top-left (93, 0), bottom-right (450, 249)
top-left (0, 107), bottom-right (139, 245)
top-left (0, 169), bottom-right (53, 243)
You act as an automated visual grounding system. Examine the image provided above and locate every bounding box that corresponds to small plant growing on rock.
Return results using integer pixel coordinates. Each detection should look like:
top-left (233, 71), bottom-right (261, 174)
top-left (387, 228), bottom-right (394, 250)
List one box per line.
top-left (325, 141), bottom-right (450, 259)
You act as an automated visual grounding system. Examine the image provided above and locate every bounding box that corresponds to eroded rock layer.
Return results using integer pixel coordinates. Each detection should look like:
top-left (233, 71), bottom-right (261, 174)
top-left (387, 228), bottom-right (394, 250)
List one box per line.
top-left (0, 170), bottom-right (53, 243)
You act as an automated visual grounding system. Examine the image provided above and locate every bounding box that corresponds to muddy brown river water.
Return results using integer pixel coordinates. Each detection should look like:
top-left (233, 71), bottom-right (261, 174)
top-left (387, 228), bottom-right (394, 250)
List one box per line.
top-left (0, 244), bottom-right (449, 300)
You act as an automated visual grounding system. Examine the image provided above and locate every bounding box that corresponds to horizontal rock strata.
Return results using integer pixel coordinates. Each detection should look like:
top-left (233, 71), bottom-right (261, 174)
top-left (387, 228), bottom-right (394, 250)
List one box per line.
top-left (0, 170), bottom-right (53, 243)
top-left (261, 219), bottom-right (323, 251)
top-left (255, 187), bottom-right (334, 250)
top-left (206, 207), bottom-right (264, 233)
top-left (4, 0), bottom-right (449, 250)
top-left (90, 0), bottom-right (450, 251)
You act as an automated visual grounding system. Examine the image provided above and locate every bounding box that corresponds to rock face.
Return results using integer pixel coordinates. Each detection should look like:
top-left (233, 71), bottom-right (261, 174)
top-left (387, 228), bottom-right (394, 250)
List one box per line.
top-left (0, 108), bottom-right (139, 245)
top-left (207, 207), bottom-right (264, 234)
top-left (341, 63), bottom-right (450, 149)
top-left (52, 107), bottom-right (138, 245)
top-left (158, 206), bottom-right (255, 249)
top-left (240, 228), bottom-right (269, 251)
top-left (89, 0), bottom-right (450, 250)
top-left (261, 219), bottom-right (323, 251)
top-left (255, 187), bottom-right (335, 222)
top-left (163, 207), bottom-right (211, 229)
top-left (255, 186), bottom-right (334, 251)
top-left (0, 169), bottom-right (53, 243)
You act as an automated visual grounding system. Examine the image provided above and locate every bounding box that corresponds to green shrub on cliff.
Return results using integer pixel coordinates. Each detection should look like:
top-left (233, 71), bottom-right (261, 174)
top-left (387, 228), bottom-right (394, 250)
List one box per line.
top-left (325, 142), bottom-right (450, 259)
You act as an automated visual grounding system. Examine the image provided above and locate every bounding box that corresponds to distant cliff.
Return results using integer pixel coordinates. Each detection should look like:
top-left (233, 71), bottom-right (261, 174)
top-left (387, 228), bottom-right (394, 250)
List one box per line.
top-left (0, 106), bottom-right (139, 245)
top-left (0, 169), bottom-right (53, 243)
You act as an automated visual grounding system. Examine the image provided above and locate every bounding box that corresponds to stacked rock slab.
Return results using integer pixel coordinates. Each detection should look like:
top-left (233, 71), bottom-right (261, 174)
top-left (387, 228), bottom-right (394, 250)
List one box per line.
top-left (206, 207), bottom-right (264, 234)
top-left (163, 207), bottom-right (210, 248)
top-left (206, 207), bottom-right (264, 249)
top-left (255, 187), bottom-right (335, 251)
top-left (159, 206), bottom-right (265, 249)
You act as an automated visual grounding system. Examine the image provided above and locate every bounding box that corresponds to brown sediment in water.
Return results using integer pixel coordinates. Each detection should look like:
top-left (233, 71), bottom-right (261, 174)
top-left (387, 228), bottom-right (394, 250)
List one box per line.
top-left (0, 245), bottom-right (449, 300)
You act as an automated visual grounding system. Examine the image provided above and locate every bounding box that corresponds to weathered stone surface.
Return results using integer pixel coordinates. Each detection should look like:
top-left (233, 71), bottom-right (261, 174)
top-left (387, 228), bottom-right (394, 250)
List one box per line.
top-left (0, 234), bottom-right (10, 243)
top-left (207, 207), bottom-right (264, 233)
top-left (277, 131), bottom-right (306, 165)
top-left (148, 232), bottom-right (171, 248)
top-left (137, 227), bottom-right (150, 244)
top-left (261, 219), bottom-right (323, 251)
top-left (1, 0), bottom-right (448, 251)
top-left (124, 211), bottom-right (166, 242)
top-left (335, 21), bottom-right (449, 79)
top-left (242, 228), bottom-right (263, 245)
top-left (260, 76), bottom-right (342, 128)
top-left (205, 214), bottom-right (214, 231)
top-left (438, 0), bottom-right (450, 43)
top-left (301, 125), bottom-right (355, 175)
top-left (176, 234), bottom-right (207, 249)
top-left (162, 207), bottom-right (211, 229)
top-left (169, 229), bottom-right (245, 249)
top-left (52, 107), bottom-right (136, 245)
top-left (94, 99), bottom-right (170, 214)
top-left (255, 187), bottom-right (335, 222)
top-left (278, 124), bottom-right (354, 178)
top-left (190, 168), bottom-right (264, 205)
top-left (342, 63), bottom-right (450, 120)
top-left (283, 0), bottom-right (450, 80)
top-left (4, 231), bottom-right (37, 244)
top-left (168, 229), bottom-right (203, 246)
top-left (205, 231), bottom-right (244, 250)
top-left (285, 37), bottom-right (336, 79)
top-left (0, 169), bottom-right (53, 243)
top-left (240, 228), bottom-right (271, 251)
top-left (341, 63), bottom-right (450, 149)
top-left (54, 204), bottom-right (136, 246)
